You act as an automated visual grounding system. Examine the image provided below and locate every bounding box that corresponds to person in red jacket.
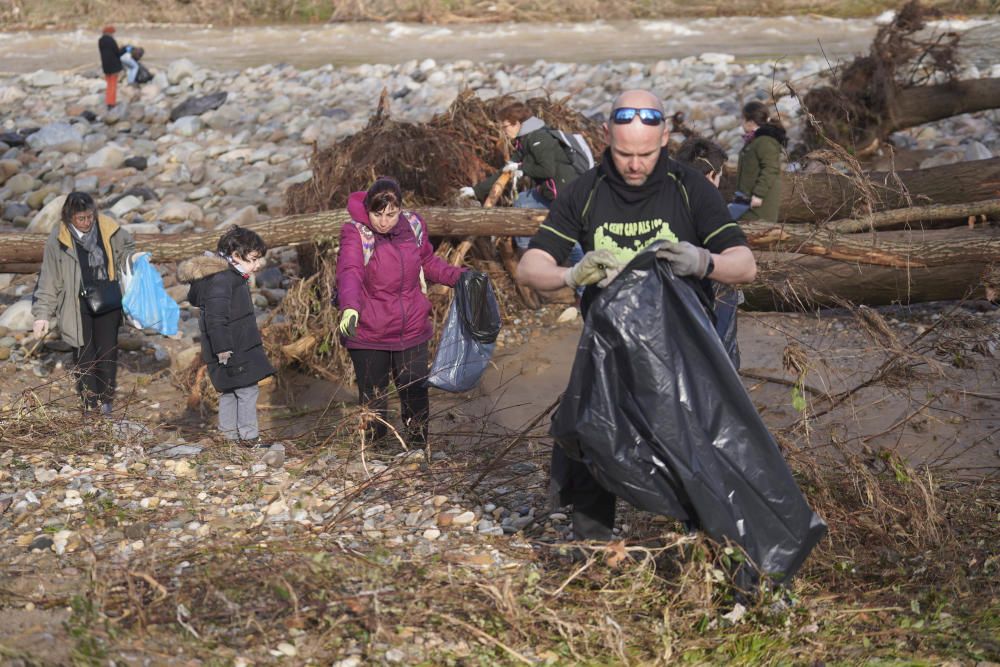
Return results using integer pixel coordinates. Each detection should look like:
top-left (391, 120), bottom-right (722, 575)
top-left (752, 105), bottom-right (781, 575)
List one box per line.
top-left (98, 26), bottom-right (123, 108)
top-left (335, 177), bottom-right (465, 449)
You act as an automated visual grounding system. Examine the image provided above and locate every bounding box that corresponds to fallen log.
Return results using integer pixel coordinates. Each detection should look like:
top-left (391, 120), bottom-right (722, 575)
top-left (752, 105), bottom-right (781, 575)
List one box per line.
top-left (723, 158), bottom-right (1000, 223)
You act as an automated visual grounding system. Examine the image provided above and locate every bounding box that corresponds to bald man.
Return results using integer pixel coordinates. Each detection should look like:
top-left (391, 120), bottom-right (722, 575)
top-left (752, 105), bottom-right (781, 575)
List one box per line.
top-left (517, 90), bottom-right (757, 541)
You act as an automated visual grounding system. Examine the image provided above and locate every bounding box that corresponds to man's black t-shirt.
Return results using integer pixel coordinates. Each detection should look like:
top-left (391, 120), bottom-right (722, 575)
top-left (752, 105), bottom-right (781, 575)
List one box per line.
top-left (529, 147), bottom-right (748, 303)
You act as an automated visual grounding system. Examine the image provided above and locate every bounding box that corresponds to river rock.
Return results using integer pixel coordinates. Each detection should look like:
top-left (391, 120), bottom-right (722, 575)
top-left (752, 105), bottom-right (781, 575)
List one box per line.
top-left (85, 143), bottom-right (126, 170)
top-left (167, 59), bottom-right (197, 85)
top-left (221, 205), bottom-right (258, 228)
top-left (0, 300), bottom-right (35, 332)
top-left (170, 116), bottom-right (203, 137)
top-left (221, 172), bottom-right (266, 195)
top-left (26, 186), bottom-right (60, 210)
top-left (0, 159), bottom-right (20, 181)
top-left (0, 86), bottom-right (26, 107)
top-left (26, 70), bottom-right (64, 88)
top-left (3, 202), bottom-right (31, 221)
top-left (123, 156), bottom-right (148, 171)
top-left (4, 172), bottom-right (36, 195)
top-left (110, 195), bottom-right (143, 217)
top-left (158, 200), bottom-right (204, 223)
top-left (964, 141), bottom-right (993, 161)
top-left (25, 122), bottom-right (83, 153)
top-left (25, 194), bottom-right (67, 233)
top-left (169, 92), bottom-right (228, 121)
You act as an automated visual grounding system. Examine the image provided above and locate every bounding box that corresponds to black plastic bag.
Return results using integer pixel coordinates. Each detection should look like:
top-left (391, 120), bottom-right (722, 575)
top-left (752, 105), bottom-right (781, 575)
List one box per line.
top-left (134, 63), bottom-right (153, 85)
top-left (426, 271), bottom-right (501, 392)
top-left (551, 248), bottom-right (826, 585)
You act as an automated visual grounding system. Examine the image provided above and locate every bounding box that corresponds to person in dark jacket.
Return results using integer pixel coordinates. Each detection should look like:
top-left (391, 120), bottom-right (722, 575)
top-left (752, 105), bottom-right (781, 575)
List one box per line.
top-left (32, 192), bottom-right (135, 416)
top-left (675, 136), bottom-right (742, 369)
top-left (735, 100), bottom-right (787, 222)
top-left (336, 177), bottom-right (465, 449)
top-left (178, 226), bottom-right (275, 446)
top-left (98, 26), bottom-right (123, 108)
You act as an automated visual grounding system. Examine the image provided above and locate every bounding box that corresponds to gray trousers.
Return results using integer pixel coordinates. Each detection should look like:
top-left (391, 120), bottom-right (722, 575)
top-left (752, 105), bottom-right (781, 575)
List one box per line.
top-left (218, 383), bottom-right (260, 441)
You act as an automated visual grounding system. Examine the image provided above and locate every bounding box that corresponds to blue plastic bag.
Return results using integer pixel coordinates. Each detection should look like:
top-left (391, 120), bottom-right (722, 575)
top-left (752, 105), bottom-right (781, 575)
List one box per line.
top-left (426, 272), bottom-right (500, 393)
top-left (122, 253), bottom-right (180, 335)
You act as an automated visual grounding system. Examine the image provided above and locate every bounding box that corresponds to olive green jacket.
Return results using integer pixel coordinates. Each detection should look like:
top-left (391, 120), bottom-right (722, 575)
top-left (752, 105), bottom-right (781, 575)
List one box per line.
top-left (735, 133), bottom-right (784, 222)
top-left (474, 117), bottom-right (579, 203)
top-left (32, 215), bottom-right (135, 348)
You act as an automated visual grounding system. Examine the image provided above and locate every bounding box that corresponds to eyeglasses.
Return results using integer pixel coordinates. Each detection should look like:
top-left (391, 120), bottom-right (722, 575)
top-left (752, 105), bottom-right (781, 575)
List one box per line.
top-left (610, 107), bottom-right (665, 125)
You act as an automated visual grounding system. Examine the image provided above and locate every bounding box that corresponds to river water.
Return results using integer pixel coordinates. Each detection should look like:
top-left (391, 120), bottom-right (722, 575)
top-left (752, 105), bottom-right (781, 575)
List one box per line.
top-left (1, 15), bottom-right (997, 74)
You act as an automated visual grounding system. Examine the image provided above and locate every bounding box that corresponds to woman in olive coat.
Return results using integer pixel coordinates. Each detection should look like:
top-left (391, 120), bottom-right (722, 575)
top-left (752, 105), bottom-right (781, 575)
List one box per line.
top-left (735, 101), bottom-right (787, 223)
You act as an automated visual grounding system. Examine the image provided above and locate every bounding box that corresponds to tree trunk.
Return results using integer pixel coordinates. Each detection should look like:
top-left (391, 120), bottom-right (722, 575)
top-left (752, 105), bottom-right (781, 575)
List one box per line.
top-left (744, 228), bottom-right (1000, 308)
top-left (889, 78), bottom-right (1000, 137)
top-left (721, 157), bottom-right (1000, 223)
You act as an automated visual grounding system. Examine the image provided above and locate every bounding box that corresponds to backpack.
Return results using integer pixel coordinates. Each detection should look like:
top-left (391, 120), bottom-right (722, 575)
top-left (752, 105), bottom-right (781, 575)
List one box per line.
top-left (548, 129), bottom-right (595, 175)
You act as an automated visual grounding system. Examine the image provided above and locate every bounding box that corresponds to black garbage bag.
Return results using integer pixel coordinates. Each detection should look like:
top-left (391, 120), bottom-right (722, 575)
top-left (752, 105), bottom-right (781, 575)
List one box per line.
top-left (134, 62), bottom-right (153, 85)
top-left (551, 247), bottom-right (826, 585)
top-left (426, 271), bottom-right (501, 392)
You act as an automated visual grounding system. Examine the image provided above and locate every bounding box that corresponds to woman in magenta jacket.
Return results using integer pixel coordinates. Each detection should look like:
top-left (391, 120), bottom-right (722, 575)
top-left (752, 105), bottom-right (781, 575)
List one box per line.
top-left (335, 177), bottom-right (465, 449)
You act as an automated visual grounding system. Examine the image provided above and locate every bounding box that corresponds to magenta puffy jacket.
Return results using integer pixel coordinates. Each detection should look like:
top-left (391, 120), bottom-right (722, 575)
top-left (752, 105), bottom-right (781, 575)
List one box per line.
top-left (335, 191), bottom-right (464, 351)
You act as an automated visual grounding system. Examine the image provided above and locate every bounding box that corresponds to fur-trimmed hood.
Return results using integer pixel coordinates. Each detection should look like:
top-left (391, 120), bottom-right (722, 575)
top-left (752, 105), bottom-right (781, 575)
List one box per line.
top-left (178, 254), bottom-right (230, 283)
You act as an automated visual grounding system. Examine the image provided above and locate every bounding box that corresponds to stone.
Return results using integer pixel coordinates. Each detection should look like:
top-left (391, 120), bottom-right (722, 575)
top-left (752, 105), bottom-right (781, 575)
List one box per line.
top-left (262, 443), bottom-right (285, 468)
top-left (26, 70), bottom-right (64, 88)
top-left (110, 195), bottom-right (143, 217)
top-left (169, 92), bottom-right (228, 121)
top-left (124, 522), bottom-right (151, 540)
top-left (28, 535), bottom-right (54, 552)
top-left (221, 205), bottom-right (258, 228)
top-left (0, 347), bottom-right (10, 361)
top-left (422, 528), bottom-right (441, 540)
top-left (255, 266), bottom-right (283, 289)
top-left (33, 468), bottom-right (57, 483)
top-left (123, 156), bottom-right (148, 171)
top-left (452, 511), bottom-right (476, 526)
top-left (919, 151), bottom-right (964, 169)
top-left (26, 187), bottom-right (59, 210)
top-left (964, 141), bottom-right (993, 161)
top-left (121, 222), bottom-right (161, 234)
top-left (221, 172), bottom-right (266, 195)
top-left (26, 195), bottom-right (67, 234)
top-left (0, 300), bottom-right (34, 332)
top-left (166, 59), bottom-right (197, 85)
top-left (25, 122), bottom-right (84, 153)
top-left (170, 116), bottom-right (203, 137)
top-left (4, 172), bottom-right (35, 195)
top-left (4, 202), bottom-right (31, 221)
top-left (158, 200), bottom-right (204, 222)
top-left (174, 345), bottom-right (201, 369)
top-left (557, 306), bottom-right (579, 323)
top-left (85, 143), bottom-right (127, 170)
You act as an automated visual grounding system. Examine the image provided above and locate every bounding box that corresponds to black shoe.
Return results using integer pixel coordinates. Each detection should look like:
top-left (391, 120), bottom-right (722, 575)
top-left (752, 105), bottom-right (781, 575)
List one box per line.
top-left (240, 437), bottom-right (267, 449)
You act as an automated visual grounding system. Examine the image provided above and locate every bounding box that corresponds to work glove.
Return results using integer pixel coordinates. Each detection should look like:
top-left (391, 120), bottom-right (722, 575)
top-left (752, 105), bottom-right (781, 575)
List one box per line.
top-left (656, 241), bottom-right (712, 278)
top-left (502, 161), bottom-right (521, 173)
top-left (458, 186), bottom-right (476, 199)
top-left (564, 249), bottom-right (621, 289)
top-left (339, 308), bottom-right (359, 337)
top-left (750, 195), bottom-right (763, 208)
top-left (217, 350), bottom-right (233, 366)
top-left (32, 319), bottom-right (50, 339)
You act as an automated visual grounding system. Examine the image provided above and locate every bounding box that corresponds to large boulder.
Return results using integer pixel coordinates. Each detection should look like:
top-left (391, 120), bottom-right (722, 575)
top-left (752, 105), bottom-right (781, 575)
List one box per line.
top-left (26, 194), bottom-right (67, 234)
top-left (0, 299), bottom-right (35, 332)
top-left (4, 173), bottom-right (36, 195)
top-left (169, 92), bottom-right (228, 122)
top-left (25, 122), bottom-right (84, 153)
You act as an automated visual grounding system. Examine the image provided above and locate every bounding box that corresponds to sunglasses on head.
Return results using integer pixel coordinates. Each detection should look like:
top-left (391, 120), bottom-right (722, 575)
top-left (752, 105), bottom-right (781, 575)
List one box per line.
top-left (611, 107), bottom-right (665, 125)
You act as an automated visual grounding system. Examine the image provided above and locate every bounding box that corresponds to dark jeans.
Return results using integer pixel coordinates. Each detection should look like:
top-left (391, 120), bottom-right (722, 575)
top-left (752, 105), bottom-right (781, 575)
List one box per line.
top-left (74, 299), bottom-right (121, 409)
top-left (348, 343), bottom-right (430, 447)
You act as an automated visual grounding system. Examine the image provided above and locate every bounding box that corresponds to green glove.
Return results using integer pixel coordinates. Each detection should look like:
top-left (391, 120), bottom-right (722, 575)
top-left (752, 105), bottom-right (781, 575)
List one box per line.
top-left (565, 249), bottom-right (621, 289)
top-left (339, 308), bottom-right (359, 337)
